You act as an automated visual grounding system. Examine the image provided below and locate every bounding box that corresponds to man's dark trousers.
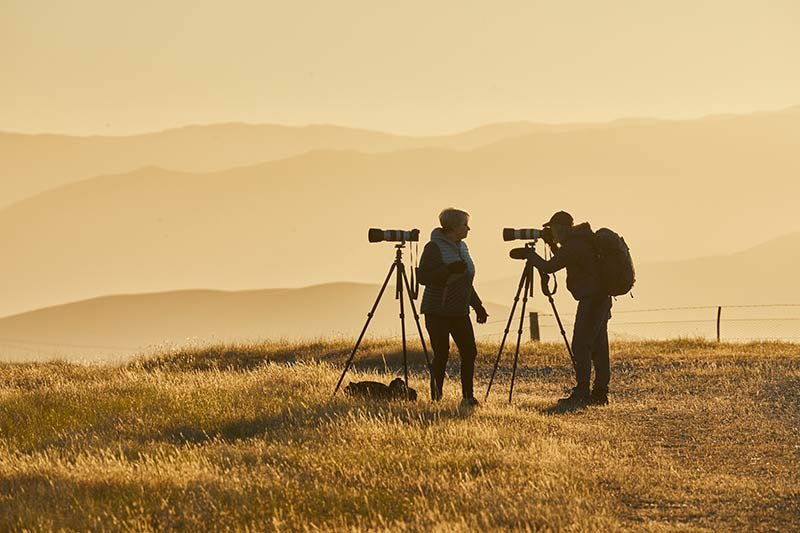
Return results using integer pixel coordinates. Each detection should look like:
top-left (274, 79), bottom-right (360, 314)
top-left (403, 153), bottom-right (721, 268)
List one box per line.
top-left (425, 314), bottom-right (477, 400)
top-left (571, 294), bottom-right (612, 393)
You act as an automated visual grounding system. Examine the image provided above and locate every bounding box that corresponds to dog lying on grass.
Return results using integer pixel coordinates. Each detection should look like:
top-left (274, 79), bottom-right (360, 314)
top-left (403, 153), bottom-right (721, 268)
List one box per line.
top-left (344, 377), bottom-right (418, 401)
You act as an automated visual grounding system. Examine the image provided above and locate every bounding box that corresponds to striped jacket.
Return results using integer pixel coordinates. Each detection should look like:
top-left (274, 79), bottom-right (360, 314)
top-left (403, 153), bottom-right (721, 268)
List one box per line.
top-left (417, 228), bottom-right (483, 316)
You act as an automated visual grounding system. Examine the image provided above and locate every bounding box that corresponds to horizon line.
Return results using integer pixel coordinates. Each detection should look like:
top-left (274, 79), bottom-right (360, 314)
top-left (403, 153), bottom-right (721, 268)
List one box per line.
top-left (2, 103), bottom-right (798, 139)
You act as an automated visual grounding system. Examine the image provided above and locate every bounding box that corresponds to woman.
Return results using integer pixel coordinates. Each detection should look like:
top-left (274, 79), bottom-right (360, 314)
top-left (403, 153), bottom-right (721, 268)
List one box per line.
top-left (417, 208), bottom-right (488, 406)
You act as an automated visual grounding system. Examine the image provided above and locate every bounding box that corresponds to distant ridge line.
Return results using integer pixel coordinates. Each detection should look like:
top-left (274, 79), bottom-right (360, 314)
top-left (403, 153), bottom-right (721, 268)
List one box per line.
top-left (2, 103), bottom-right (799, 138)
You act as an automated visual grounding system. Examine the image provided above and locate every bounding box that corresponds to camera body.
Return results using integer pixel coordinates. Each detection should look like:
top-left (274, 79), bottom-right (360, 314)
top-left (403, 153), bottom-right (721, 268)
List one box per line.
top-left (368, 228), bottom-right (420, 243)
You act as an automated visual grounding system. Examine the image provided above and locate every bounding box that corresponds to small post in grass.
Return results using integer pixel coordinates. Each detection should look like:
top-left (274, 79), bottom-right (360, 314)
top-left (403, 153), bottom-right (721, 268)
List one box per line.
top-left (716, 306), bottom-right (722, 342)
top-left (529, 312), bottom-right (540, 342)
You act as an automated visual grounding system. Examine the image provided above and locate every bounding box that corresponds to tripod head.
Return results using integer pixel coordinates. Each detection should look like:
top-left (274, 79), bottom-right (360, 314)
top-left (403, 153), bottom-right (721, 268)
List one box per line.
top-left (390, 240), bottom-right (417, 262)
top-left (385, 241), bottom-right (420, 300)
top-left (507, 240), bottom-right (558, 296)
top-left (508, 239), bottom-right (539, 258)
top-left (392, 242), bottom-right (404, 263)
top-left (525, 240), bottom-right (558, 297)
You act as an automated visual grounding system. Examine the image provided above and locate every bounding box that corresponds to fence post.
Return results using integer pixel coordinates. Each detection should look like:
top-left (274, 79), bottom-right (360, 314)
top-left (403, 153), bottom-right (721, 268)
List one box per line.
top-left (529, 312), bottom-right (540, 342)
top-left (716, 306), bottom-right (722, 342)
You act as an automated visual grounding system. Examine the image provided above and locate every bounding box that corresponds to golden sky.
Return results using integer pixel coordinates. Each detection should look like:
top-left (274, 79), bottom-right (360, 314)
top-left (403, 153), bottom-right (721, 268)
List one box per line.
top-left (2, 0), bottom-right (798, 135)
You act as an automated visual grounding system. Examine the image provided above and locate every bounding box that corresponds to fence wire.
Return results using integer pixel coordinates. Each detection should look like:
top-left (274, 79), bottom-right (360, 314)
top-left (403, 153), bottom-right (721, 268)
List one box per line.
top-left (3, 304), bottom-right (799, 362)
top-left (477, 304), bottom-right (800, 342)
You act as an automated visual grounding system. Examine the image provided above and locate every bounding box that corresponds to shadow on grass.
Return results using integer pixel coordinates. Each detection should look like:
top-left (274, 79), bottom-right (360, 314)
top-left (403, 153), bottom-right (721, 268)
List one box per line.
top-left (540, 402), bottom-right (589, 415)
top-left (135, 343), bottom-right (432, 373)
top-left (159, 396), bottom-right (460, 445)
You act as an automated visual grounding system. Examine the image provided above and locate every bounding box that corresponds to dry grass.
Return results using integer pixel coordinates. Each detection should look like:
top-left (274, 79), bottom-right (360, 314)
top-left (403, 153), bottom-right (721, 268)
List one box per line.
top-left (1, 338), bottom-right (798, 531)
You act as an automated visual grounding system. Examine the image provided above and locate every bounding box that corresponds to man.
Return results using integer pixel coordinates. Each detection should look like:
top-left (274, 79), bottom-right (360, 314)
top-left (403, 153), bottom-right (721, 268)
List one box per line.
top-left (514, 211), bottom-right (612, 407)
top-left (417, 208), bottom-right (489, 407)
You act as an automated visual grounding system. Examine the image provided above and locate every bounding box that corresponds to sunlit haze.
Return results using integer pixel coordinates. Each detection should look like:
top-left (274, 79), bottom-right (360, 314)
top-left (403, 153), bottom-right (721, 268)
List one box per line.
top-left (2, 0), bottom-right (799, 135)
top-left (1, 0), bottom-right (799, 353)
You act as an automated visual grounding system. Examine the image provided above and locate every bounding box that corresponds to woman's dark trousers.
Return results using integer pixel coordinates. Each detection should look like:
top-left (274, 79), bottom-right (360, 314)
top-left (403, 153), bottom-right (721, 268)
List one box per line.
top-left (571, 295), bottom-right (612, 394)
top-left (425, 314), bottom-right (478, 400)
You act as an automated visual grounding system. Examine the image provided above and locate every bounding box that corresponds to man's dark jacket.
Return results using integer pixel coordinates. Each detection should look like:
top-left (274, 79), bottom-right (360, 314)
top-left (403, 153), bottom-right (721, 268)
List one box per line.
top-left (527, 223), bottom-right (605, 300)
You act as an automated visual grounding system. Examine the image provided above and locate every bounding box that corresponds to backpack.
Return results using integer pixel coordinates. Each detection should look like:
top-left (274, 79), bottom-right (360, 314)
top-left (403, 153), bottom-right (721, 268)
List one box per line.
top-left (593, 228), bottom-right (635, 296)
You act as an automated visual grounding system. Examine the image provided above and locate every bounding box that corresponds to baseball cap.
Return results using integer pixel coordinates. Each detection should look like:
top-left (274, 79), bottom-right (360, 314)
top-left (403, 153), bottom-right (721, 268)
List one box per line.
top-left (543, 211), bottom-right (574, 227)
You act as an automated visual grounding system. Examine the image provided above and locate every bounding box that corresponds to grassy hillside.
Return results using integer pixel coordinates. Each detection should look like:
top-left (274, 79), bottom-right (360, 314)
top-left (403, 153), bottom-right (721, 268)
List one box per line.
top-left (1, 338), bottom-right (798, 530)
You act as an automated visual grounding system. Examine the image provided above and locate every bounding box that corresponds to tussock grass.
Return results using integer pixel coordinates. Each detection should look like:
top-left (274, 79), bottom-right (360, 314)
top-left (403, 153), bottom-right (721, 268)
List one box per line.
top-left (1, 338), bottom-right (798, 530)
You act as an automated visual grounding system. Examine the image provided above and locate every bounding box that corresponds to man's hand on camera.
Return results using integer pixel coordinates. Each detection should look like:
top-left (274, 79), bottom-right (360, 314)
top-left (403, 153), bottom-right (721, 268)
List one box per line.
top-left (476, 305), bottom-right (489, 324)
top-left (447, 260), bottom-right (467, 274)
top-left (542, 226), bottom-right (556, 247)
top-left (509, 247), bottom-right (530, 260)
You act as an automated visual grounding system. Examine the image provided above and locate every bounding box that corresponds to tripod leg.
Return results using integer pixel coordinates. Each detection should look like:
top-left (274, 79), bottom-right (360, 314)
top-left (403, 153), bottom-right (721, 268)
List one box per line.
top-left (485, 265), bottom-right (528, 402)
top-left (400, 267), bottom-right (434, 395)
top-left (333, 261), bottom-right (397, 395)
top-left (397, 263), bottom-right (410, 398)
top-left (509, 266), bottom-right (533, 403)
top-left (548, 294), bottom-right (576, 370)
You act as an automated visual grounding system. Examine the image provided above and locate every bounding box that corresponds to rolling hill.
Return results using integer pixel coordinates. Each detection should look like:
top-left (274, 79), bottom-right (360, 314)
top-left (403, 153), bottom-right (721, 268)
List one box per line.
top-left (480, 232), bottom-right (800, 342)
top-left (1, 231), bottom-right (798, 362)
top-left (0, 283), bottom-right (508, 362)
top-left (481, 232), bottom-right (800, 307)
top-left (632, 231), bottom-right (800, 306)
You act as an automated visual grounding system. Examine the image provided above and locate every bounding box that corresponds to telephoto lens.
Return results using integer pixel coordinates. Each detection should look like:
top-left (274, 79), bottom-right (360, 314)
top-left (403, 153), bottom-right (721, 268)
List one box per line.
top-left (368, 228), bottom-right (421, 243)
top-left (503, 228), bottom-right (542, 241)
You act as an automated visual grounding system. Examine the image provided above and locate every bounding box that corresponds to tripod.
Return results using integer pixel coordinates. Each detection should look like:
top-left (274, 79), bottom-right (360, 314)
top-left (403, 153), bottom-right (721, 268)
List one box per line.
top-left (484, 241), bottom-right (575, 403)
top-left (333, 243), bottom-right (433, 399)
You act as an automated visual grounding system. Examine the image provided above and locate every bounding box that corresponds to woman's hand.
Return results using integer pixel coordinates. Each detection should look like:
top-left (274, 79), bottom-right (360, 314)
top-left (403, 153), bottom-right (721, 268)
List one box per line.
top-left (476, 305), bottom-right (489, 324)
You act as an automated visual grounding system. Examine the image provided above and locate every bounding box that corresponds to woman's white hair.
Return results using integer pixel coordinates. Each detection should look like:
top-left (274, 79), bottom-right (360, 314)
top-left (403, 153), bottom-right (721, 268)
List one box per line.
top-left (439, 208), bottom-right (469, 231)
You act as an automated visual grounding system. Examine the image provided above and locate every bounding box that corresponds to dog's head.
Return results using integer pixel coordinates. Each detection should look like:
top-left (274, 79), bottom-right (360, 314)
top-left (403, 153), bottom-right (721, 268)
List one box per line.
top-left (388, 377), bottom-right (406, 392)
top-left (388, 378), bottom-right (417, 401)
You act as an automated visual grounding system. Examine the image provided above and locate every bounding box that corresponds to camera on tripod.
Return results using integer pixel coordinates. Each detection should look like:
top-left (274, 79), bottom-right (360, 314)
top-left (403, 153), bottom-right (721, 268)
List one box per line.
top-left (335, 227), bottom-right (432, 400)
top-left (486, 224), bottom-right (570, 403)
top-left (368, 228), bottom-right (420, 243)
top-left (503, 227), bottom-right (554, 244)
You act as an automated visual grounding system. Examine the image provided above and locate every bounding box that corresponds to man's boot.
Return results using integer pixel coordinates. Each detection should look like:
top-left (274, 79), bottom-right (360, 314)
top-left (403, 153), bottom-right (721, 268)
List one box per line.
top-left (589, 387), bottom-right (609, 406)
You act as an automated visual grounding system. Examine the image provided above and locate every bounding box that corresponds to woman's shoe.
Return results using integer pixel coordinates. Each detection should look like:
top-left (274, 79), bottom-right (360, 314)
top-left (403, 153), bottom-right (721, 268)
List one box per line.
top-left (460, 397), bottom-right (480, 408)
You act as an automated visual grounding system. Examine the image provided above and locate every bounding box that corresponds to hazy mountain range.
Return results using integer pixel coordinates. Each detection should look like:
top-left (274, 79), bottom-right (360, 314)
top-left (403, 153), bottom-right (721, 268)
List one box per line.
top-left (1, 120), bottom-right (617, 208)
top-left (0, 231), bottom-right (797, 362)
top-left (2, 106), bottom-right (800, 317)
top-left (0, 106), bottom-right (797, 356)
